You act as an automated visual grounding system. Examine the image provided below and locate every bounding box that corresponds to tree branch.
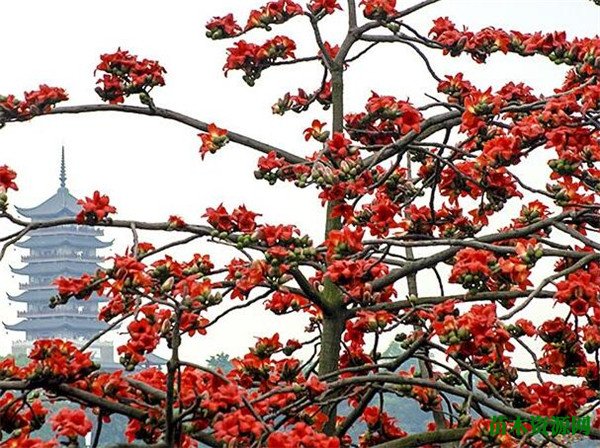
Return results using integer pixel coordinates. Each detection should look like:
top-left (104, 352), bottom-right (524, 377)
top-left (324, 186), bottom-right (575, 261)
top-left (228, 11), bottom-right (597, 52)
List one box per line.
top-left (44, 104), bottom-right (306, 164)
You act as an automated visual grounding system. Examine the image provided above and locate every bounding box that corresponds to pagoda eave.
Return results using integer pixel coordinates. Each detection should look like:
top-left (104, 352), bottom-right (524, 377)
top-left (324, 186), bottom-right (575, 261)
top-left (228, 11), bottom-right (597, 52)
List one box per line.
top-left (16, 237), bottom-right (112, 249)
top-left (8, 291), bottom-right (107, 303)
top-left (4, 318), bottom-right (107, 332)
top-left (15, 187), bottom-right (80, 219)
top-left (11, 262), bottom-right (102, 276)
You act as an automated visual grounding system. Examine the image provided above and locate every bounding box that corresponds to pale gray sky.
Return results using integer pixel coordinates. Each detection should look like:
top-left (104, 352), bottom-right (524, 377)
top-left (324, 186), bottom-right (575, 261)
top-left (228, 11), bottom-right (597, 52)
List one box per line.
top-left (0, 1), bottom-right (598, 364)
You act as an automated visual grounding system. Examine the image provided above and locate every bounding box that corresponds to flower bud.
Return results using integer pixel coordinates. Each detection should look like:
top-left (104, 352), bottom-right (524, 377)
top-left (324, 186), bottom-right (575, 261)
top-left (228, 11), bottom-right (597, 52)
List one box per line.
top-left (161, 277), bottom-right (175, 292)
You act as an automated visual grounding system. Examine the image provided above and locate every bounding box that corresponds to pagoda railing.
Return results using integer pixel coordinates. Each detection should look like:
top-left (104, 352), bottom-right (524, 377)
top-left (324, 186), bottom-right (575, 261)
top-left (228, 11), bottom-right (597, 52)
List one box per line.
top-left (16, 311), bottom-right (99, 318)
top-left (30, 226), bottom-right (103, 236)
top-left (21, 255), bottom-right (104, 263)
top-left (19, 283), bottom-right (55, 290)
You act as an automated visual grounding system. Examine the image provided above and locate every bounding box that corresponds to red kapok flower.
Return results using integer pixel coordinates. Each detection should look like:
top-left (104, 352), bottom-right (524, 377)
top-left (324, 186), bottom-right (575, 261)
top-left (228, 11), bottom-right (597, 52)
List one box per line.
top-left (359, 0), bottom-right (397, 20)
top-left (199, 123), bottom-right (229, 159)
top-left (308, 0), bottom-right (342, 15)
top-left (76, 191), bottom-right (117, 224)
top-left (0, 165), bottom-right (18, 192)
top-left (50, 408), bottom-right (93, 439)
top-left (206, 14), bottom-right (242, 39)
top-left (168, 215), bottom-right (187, 229)
top-left (304, 119), bottom-right (330, 142)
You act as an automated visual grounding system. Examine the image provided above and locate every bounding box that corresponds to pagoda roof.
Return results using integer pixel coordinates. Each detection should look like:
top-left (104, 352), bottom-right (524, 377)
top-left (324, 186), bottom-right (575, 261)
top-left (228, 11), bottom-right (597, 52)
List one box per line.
top-left (16, 187), bottom-right (81, 220)
top-left (8, 289), bottom-right (105, 303)
top-left (4, 317), bottom-right (107, 332)
top-left (11, 260), bottom-right (101, 276)
top-left (144, 353), bottom-right (167, 366)
top-left (16, 235), bottom-right (112, 249)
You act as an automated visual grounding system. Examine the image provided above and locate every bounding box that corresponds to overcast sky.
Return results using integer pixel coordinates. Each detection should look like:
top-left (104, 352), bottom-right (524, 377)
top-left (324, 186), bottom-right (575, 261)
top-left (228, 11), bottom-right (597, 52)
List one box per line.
top-left (0, 1), bottom-right (598, 364)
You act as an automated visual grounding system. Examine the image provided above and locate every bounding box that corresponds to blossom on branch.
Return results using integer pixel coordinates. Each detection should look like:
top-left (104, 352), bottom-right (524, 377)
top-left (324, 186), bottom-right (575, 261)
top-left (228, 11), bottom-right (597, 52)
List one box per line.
top-left (76, 191), bottom-right (117, 224)
top-left (199, 123), bottom-right (229, 159)
top-left (95, 48), bottom-right (166, 106)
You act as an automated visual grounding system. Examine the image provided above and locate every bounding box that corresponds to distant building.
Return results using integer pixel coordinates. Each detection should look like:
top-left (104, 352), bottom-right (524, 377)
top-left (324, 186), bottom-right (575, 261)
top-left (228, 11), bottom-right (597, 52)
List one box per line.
top-left (5, 149), bottom-right (117, 367)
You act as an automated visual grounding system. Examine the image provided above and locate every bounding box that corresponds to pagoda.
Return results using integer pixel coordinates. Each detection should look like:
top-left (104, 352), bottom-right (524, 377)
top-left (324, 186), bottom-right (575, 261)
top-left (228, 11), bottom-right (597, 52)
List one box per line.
top-left (6, 149), bottom-right (115, 365)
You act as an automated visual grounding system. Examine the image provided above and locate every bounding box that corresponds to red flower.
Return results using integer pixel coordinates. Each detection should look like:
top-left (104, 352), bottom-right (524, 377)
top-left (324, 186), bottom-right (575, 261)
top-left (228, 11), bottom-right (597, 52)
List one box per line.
top-left (258, 35), bottom-right (297, 61)
top-left (54, 273), bottom-right (95, 299)
top-left (206, 14), bottom-right (242, 39)
top-left (265, 291), bottom-right (310, 314)
top-left (304, 119), bottom-right (330, 142)
top-left (225, 40), bottom-right (261, 73)
top-left (554, 270), bottom-right (599, 316)
top-left (168, 215), bottom-right (187, 229)
top-left (2, 435), bottom-right (57, 448)
top-left (305, 376), bottom-right (327, 396)
top-left (204, 204), bottom-right (234, 232)
top-left (50, 408), bottom-right (93, 439)
top-left (324, 226), bottom-right (364, 260)
top-left (449, 248), bottom-right (497, 291)
top-left (438, 73), bottom-right (474, 103)
top-left (308, 0), bottom-right (342, 15)
top-left (21, 85), bottom-right (68, 116)
top-left (0, 165), bottom-right (18, 191)
top-left (359, 0), bottom-right (396, 20)
top-left (327, 132), bottom-right (353, 160)
top-left (232, 205), bottom-right (261, 232)
top-left (246, 1), bottom-right (303, 31)
top-left (199, 123), bottom-right (229, 159)
top-left (258, 151), bottom-right (287, 172)
top-left (224, 36), bottom-right (297, 85)
top-left (515, 319), bottom-right (536, 337)
top-left (394, 102), bottom-right (422, 135)
top-left (76, 191), bottom-right (117, 224)
top-left (267, 422), bottom-right (340, 448)
top-left (479, 135), bottom-right (522, 167)
top-left (213, 409), bottom-right (264, 445)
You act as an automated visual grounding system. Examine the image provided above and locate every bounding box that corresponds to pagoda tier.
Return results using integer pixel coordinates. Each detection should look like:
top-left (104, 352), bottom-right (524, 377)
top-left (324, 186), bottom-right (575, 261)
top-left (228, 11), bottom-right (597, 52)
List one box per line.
top-left (11, 260), bottom-right (101, 276)
top-left (8, 289), bottom-right (104, 303)
top-left (6, 149), bottom-right (110, 342)
top-left (5, 317), bottom-right (106, 338)
top-left (16, 234), bottom-right (112, 249)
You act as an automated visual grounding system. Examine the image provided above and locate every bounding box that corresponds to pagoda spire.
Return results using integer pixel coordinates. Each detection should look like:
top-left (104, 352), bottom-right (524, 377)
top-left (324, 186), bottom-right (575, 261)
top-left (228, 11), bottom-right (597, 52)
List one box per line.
top-left (59, 146), bottom-right (67, 189)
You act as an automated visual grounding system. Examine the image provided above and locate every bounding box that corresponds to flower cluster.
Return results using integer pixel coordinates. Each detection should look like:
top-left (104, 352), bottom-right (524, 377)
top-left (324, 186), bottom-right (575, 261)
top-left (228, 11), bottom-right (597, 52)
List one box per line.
top-left (537, 317), bottom-right (589, 376)
top-left (0, 392), bottom-right (48, 438)
top-left (50, 408), bottom-right (93, 441)
top-left (118, 304), bottom-right (172, 370)
top-left (224, 36), bottom-right (297, 85)
top-left (95, 49), bottom-right (166, 105)
top-left (246, 0), bottom-right (303, 31)
top-left (461, 419), bottom-right (517, 448)
top-left (268, 422), bottom-right (341, 447)
top-left (359, 406), bottom-right (407, 447)
top-left (206, 1), bottom-right (303, 41)
top-left (430, 17), bottom-right (600, 71)
top-left (323, 258), bottom-right (396, 304)
top-left (425, 302), bottom-right (515, 370)
top-left (273, 81), bottom-right (333, 115)
top-left (0, 85), bottom-right (68, 124)
top-left (516, 382), bottom-right (595, 416)
top-left (346, 92), bottom-right (422, 146)
top-left (449, 246), bottom-right (534, 293)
